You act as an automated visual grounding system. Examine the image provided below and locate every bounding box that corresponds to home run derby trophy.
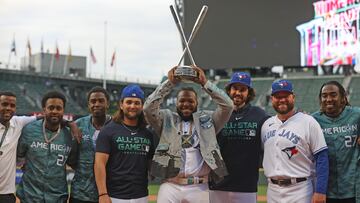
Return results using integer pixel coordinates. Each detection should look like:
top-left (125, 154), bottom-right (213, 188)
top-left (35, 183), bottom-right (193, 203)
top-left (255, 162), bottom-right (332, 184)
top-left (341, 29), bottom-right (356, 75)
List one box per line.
top-left (170, 5), bottom-right (208, 81)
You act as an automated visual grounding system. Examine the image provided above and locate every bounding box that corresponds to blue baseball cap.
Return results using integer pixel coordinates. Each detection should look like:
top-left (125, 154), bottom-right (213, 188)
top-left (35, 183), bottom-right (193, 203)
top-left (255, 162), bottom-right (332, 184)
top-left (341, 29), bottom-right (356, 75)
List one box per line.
top-left (271, 79), bottom-right (293, 95)
top-left (225, 72), bottom-right (252, 90)
top-left (120, 84), bottom-right (144, 100)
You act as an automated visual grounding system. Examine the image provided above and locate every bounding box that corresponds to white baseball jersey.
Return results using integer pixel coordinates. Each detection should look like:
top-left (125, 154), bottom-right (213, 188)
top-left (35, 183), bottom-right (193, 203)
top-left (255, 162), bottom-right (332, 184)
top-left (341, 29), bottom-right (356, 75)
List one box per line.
top-left (0, 116), bottom-right (36, 194)
top-left (261, 112), bottom-right (327, 178)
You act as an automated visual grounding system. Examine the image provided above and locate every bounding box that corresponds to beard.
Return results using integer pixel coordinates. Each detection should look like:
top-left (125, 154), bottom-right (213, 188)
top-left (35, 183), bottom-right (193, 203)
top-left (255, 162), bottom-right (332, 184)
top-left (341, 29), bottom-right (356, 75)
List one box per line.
top-left (273, 102), bottom-right (294, 115)
top-left (92, 109), bottom-right (106, 118)
top-left (231, 95), bottom-right (247, 109)
top-left (45, 115), bottom-right (62, 126)
top-left (0, 111), bottom-right (14, 123)
top-left (123, 110), bottom-right (142, 120)
top-left (176, 107), bottom-right (196, 121)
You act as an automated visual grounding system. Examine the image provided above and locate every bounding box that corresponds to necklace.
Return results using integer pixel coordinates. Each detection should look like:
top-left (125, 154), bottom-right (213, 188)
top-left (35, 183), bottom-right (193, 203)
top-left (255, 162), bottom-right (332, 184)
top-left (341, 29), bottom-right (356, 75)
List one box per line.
top-left (42, 120), bottom-right (61, 144)
top-left (121, 122), bottom-right (139, 135)
top-left (179, 121), bottom-right (194, 148)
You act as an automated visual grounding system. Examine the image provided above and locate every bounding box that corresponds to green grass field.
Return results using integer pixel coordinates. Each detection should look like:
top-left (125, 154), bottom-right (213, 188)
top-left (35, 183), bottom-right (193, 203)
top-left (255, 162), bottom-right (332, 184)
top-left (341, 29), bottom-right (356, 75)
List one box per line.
top-left (148, 184), bottom-right (267, 203)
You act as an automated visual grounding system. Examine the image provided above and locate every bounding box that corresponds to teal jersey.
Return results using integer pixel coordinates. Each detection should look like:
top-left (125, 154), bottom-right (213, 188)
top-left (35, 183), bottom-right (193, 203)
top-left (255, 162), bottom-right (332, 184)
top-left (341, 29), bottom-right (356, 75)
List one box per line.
top-left (357, 151), bottom-right (360, 203)
top-left (16, 119), bottom-right (73, 203)
top-left (70, 115), bottom-right (110, 201)
top-left (312, 106), bottom-right (360, 199)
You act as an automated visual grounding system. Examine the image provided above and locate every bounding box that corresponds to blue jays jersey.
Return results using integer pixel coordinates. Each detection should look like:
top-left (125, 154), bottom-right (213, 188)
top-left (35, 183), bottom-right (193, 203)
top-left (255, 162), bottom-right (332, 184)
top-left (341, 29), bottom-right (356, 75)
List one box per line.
top-left (261, 112), bottom-right (327, 178)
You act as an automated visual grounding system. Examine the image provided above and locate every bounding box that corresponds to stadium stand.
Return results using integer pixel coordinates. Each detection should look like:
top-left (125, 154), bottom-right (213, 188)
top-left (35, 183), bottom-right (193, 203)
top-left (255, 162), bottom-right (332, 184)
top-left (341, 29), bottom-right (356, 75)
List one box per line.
top-left (1, 69), bottom-right (359, 116)
top-left (170, 75), bottom-right (351, 115)
top-left (348, 75), bottom-right (360, 106)
top-left (0, 69), bottom-right (156, 117)
top-left (0, 80), bottom-right (38, 113)
top-left (289, 76), bottom-right (345, 114)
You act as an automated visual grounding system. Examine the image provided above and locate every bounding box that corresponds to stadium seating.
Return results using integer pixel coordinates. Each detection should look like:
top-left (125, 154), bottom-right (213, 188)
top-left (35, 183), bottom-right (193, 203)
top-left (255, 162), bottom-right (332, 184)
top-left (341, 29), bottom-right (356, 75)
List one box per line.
top-left (1, 69), bottom-right (358, 116)
top-left (289, 76), bottom-right (344, 113)
top-left (0, 69), bottom-right (156, 116)
top-left (348, 75), bottom-right (360, 106)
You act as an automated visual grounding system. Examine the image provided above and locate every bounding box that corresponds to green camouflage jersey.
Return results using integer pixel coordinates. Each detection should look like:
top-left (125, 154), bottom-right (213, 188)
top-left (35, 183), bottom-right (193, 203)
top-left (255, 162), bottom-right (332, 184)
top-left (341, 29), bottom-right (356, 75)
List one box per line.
top-left (70, 115), bottom-right (110, 202)
top-left (16, 119), bottom-right (73, 203)
top-left (312, 106), bottom-right (360, 199)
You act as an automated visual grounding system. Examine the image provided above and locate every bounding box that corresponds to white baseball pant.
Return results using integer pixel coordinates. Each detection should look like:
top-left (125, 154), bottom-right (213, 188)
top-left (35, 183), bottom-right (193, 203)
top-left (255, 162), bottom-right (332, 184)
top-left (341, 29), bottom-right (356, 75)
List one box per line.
top-left (110, 196), bottom-right (148, 203)
top-left (267, 179), bottom-right (313, 203)
top-left (157, 182), bottom-right (209, 203)
top-left (209, 190), bottom-right (256, 203)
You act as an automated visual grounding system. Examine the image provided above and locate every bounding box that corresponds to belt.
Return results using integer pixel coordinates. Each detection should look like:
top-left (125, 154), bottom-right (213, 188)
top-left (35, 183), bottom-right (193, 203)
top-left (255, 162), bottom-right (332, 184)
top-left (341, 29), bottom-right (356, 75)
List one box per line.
top-left (270, 177), bottom-right (307, 186)
top-left (167, 176), bottom-right (208, 185)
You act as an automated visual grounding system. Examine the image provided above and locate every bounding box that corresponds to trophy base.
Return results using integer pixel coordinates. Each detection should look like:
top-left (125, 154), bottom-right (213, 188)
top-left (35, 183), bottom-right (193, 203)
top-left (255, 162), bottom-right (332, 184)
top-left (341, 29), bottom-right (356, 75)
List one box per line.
top-left (174, 66), bottom-right (198, 81)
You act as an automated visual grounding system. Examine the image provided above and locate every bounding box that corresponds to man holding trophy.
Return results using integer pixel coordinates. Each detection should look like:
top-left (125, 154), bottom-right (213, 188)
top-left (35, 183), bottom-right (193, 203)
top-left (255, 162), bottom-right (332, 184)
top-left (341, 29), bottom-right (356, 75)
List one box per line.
top-left (143, 6), bottom-right (233, 202)
top-left (144, 64), bottom-right (233, 202)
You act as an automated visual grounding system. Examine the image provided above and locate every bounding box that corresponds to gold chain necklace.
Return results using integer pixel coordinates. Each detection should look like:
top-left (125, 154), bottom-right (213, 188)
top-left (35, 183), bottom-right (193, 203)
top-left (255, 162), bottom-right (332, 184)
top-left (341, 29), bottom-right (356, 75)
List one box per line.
top-left (42, 120), bottom-right (61, 144)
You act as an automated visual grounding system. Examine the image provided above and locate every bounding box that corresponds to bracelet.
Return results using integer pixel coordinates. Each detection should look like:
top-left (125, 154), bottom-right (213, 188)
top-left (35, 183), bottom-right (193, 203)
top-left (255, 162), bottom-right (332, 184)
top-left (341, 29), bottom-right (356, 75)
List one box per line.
top-left (98, 193), bottom-right (108, 197)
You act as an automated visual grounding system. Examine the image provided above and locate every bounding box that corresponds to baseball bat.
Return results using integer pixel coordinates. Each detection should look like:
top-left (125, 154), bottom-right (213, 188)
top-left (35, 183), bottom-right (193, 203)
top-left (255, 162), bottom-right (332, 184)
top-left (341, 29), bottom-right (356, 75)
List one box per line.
top-left (170, 5), bottom-right (196, 66)
top-left (177, 5), bottom-right (208, 65)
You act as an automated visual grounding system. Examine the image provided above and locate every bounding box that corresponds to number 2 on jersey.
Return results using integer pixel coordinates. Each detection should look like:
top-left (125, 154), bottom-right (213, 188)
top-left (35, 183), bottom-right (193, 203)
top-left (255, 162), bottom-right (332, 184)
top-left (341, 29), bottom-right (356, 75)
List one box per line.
top-left (344, 135), bottom-right (357, 147)
top-left (57, 154), bottom-right (67, 166)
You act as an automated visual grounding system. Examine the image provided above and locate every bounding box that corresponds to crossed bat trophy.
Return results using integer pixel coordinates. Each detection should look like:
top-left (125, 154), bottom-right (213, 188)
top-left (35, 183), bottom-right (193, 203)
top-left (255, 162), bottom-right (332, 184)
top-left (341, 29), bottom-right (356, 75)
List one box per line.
top-left (170, 5), bottom-right (208, 81)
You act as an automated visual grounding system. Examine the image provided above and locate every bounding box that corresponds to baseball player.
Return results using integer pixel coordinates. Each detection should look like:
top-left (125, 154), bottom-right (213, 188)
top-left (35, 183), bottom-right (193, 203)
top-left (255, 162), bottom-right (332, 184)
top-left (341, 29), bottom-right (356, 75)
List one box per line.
top-left (94, 84), bottom-right (155, 203)
top-left (312, 81), bottom-right (360, 203)
top-left (16, 91), bottom-right (77, 202)
top-left (69, 86), bottom-right (112, 203)
top-left (208, 72), bottom-right (269, 203)
top-left (0, 91), bottom-right (36, 203)
top-left (143, 66), bottom-right (233, 203)
top-left (0, 91), bottom-right (80, 203)
top-left (261, 79), bottom-right (329, 203)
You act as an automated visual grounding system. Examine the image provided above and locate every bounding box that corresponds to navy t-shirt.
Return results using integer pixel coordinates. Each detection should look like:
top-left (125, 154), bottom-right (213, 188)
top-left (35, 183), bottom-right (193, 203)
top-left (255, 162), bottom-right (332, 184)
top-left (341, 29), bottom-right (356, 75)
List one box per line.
top-left (209, 104), bottom-right (269, 192)
top-left (96, 121), bottom-right (154, 199)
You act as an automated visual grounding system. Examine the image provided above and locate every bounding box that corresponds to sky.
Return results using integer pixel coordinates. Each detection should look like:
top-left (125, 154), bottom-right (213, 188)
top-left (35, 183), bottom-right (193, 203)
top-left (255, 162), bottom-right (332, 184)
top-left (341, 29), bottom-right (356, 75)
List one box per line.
top-left (0, 0), bottom-right (182, 84)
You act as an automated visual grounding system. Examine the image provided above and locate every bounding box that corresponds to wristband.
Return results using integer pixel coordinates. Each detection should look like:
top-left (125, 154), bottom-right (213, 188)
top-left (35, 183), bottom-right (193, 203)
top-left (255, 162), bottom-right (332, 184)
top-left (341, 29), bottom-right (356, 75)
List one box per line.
top-left (99, 193), bottom-right (108, 197)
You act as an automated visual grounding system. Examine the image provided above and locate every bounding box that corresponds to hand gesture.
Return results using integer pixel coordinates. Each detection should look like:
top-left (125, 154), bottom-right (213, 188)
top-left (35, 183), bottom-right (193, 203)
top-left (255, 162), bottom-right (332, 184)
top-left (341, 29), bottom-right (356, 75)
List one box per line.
top-left (68, 122), bottom-right (82, 143)
top-left (168, 66), bottom-right (181, 85)
top-left (191, 66), bottom-right (207, 86)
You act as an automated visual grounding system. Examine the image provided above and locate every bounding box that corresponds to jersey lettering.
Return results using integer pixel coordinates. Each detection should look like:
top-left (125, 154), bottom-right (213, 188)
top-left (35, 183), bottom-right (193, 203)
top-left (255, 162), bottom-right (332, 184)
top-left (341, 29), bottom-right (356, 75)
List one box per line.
top-left (30, 141), bottom-right (71, 153)
top-left (278, 129), bottom-right (300, 144)
top-left (263, 129), bottom-right (276, 143)
top-left (82, 134), bottom-right (91, 140)
top-left (322, 124), bottom-right (358, 135)
top-left (222, 121), bottom-right (258, 140)
top-left (30, 141), bottom-right (48, 149)
top-left (116, 136), bottom-right (151, 144)
top-left (224, 121), bottom-right (258, 129)
top-left (116, 136), bottom-right (151, 155)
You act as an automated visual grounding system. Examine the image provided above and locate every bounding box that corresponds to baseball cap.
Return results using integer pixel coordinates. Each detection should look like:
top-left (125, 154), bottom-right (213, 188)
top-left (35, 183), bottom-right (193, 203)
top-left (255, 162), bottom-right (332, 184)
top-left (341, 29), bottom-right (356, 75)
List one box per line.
top-left (120, 84), bottom-right (144, 100)
top-left (271, 79), bottom-right (293, 95)
top-left (225, 72), bottom-right (252, 90)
